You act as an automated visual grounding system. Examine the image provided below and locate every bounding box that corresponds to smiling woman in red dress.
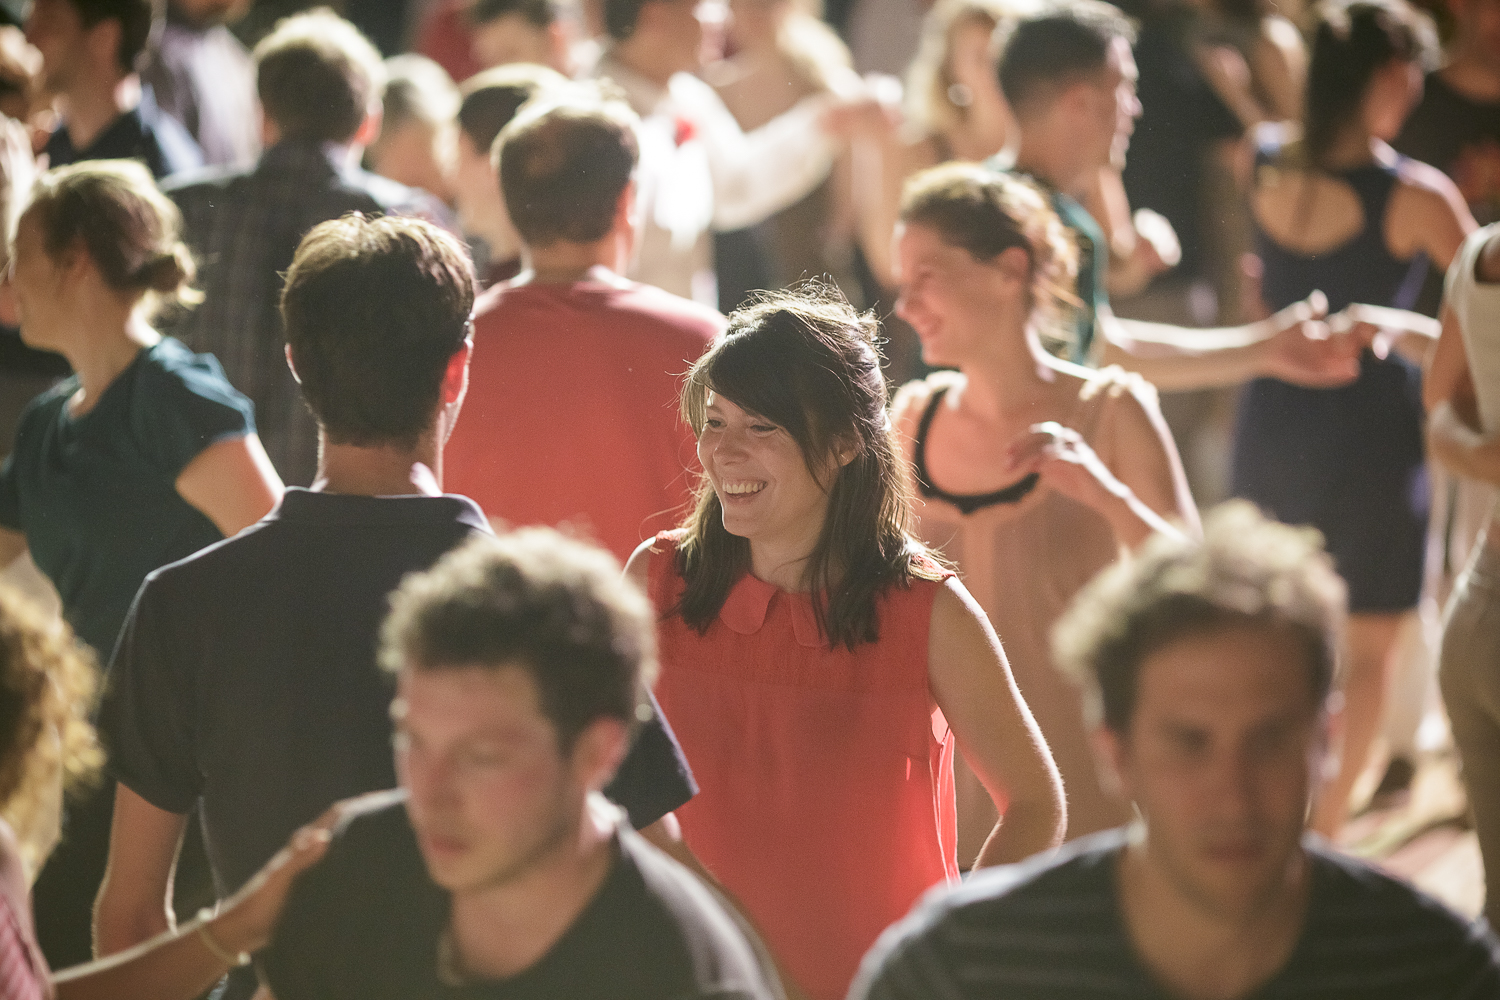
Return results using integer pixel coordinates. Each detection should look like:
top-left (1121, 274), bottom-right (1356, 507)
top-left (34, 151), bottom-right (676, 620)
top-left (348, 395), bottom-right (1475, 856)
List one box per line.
top-left (625, 287), bottom-right (1065, 1000)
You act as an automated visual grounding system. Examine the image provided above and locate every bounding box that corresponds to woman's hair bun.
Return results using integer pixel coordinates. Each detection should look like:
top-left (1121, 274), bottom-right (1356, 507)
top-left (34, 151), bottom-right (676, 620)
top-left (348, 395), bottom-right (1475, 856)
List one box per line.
top-left (138, 243), bottom-right (195, 294)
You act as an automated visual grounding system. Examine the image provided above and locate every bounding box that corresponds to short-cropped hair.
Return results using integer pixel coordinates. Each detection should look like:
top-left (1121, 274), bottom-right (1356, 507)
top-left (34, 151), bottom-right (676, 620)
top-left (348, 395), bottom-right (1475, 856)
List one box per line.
top-left (379, 54), bottom-right (459, 134)
top-left (1052, 501), bottom-right (1346, 733)
top-left (68, 0), bottom-right (157, 74)
top-left (496, 86), bottom-right (639, 248)
top-left (254, 8), bottom-right (385, 143)
top-left (470, 0), bottom-right (560, 29)
top-left (602, 0), bottom-right (650, 40)
top-left (281, 214), bottom-right (475, 449)
top-left (379, 529), bottom-right (656, 752)
top-left (996, 0), bottom-right (1136, 118)
top-left (458, 63), bottom-right (567, 156)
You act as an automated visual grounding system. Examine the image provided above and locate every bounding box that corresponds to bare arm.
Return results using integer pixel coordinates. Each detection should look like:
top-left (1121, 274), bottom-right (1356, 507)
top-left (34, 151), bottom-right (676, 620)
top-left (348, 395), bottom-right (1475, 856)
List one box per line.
top-left (0, 525), bottom-right (26, 569)
top-left (1423, 306), bottom-right (1500, 484)
top-left (929, 580), bottom-right (1064, 867)
top-left (58, 811), bottom-right (334, 1000)
top-left (175, 434), bottom-right (282, 538)
top-left (93, 784), bottom-right (187, 957)
top-left (1098, 292), bottom-right (1360, 392)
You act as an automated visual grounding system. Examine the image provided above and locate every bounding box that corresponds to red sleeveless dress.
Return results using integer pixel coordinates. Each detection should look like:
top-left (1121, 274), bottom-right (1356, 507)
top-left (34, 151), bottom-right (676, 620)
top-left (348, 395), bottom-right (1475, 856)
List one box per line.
top-left (647, 532), bottom-right (959, 1000)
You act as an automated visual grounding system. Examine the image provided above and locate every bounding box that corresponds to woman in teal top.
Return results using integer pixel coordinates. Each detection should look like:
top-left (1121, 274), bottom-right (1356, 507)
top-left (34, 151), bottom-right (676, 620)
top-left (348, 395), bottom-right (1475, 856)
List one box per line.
top-left (0, 160), bottom-right (282, 968)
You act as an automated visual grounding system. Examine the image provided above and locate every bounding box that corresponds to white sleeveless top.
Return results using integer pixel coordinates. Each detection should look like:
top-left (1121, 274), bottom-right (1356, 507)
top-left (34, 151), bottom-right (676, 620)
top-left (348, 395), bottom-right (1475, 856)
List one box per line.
top-left (1446, 225), bottom-right (1500, 435)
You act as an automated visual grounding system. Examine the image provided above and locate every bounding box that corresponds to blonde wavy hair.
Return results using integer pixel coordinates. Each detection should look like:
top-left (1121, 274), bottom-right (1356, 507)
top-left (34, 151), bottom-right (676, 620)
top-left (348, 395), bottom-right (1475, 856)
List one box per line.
top-left (0, 588), bottom-right (102, 877)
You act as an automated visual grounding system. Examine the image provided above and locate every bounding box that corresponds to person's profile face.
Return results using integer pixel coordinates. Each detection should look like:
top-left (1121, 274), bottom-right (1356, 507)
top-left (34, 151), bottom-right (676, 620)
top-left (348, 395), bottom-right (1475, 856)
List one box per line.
top-left (1103, 624), bottom-right (1323, 922)
top-left (894, 220), bottom-right (1023, 369)
top-left (7, 210), bottom-right (69, 354)
top-left (25, 0), bottom-right (86, 97)
top-left (1460, 0), bottom-right (1500, 69)
top-left (1082, 36), bottom-right (1139, 172)
top-left (393, 664), bottom-right (582, 895)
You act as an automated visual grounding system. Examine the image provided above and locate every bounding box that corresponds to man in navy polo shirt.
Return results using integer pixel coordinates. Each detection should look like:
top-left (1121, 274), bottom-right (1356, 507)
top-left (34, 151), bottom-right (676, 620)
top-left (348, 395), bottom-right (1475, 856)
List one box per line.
top-left (94, 214), bottom-right (696, 1000)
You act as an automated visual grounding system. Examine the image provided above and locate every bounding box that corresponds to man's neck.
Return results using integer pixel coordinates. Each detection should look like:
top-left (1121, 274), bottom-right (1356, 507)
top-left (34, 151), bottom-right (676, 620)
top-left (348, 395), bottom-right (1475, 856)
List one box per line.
top-left (1116, 838), bottom-right (1309, 1000)
top-left (448, 800), bottom-right (617, 981)
top-left (1011, 126), bottom-right (1094, 199)
top-left (62, 73), bottom-right (138, 153)
top-left (313, 437), bottom-right (445, 497)
top-left (1440, 51), bottom-right (1500, 104)
top-left (519, 235), bottom-right (628, 285)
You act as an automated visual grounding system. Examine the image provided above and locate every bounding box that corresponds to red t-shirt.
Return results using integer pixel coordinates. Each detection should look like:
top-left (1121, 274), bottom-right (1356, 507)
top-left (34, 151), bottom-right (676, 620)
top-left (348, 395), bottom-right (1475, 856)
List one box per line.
top-left (445, 274), bottom-right (722, 562)
top-left (414, 0), bottom-right (482, 83)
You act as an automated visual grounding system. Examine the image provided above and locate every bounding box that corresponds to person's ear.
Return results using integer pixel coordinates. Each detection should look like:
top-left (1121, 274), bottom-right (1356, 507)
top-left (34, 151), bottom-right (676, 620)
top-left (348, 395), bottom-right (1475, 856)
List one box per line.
top-left (284, 343), bottom-right (301, 385)
top-left (1092, 724), bottom-right (1129, 801)
top-left (442, 333), bottom-right (473, 406)
top-left (569, 716), bottom-right (629, 793)
top-left (352, 105), bottom-right (383, 149)
top-left (995, 245), bottom-right (1031, 286)
top-left (546, 19), bottom-right (572, 74)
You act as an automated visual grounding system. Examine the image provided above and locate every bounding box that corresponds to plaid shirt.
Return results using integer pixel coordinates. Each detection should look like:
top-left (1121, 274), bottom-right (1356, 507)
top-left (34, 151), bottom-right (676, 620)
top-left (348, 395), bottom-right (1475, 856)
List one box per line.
top-left (164, 140), bottom-right (451, 486)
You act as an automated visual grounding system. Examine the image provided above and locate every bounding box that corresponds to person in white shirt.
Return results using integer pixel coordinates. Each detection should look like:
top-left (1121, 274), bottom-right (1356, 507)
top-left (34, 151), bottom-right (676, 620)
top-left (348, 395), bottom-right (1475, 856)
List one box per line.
top-left (590, 0), bottom-right (866, 304)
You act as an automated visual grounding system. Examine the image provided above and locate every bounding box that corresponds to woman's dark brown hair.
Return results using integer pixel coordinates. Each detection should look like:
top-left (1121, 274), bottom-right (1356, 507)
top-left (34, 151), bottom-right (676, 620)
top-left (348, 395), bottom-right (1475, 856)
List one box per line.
top-left (1304, 0), bottom-right (1436, 170)
top-left (674, 285), bottom-right (945, 651)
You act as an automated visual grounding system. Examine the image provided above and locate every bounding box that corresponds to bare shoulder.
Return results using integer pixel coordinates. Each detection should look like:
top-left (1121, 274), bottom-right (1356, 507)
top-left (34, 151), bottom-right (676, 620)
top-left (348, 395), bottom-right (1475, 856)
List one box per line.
top-left (891, 371), bottom-right (961, 437)
top-left (624, 534), bottom-right (676, 592)
top-left (1080, 364), bottom-right (1160, 420)
top-left (1260, 14), bottom-right (1303, 53)
top-left (1396, 156), bottom-right (1466, 207)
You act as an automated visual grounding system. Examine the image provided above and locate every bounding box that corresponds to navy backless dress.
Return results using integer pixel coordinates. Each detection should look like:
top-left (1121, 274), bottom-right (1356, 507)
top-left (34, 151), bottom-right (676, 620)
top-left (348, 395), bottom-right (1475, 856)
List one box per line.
top-left (1232, 142), bottom-right (1430, 612)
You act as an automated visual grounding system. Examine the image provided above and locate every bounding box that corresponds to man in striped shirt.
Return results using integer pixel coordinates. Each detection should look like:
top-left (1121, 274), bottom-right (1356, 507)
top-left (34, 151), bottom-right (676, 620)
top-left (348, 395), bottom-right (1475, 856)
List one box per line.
top-left (851, 502), bottom-right (1500, 1000)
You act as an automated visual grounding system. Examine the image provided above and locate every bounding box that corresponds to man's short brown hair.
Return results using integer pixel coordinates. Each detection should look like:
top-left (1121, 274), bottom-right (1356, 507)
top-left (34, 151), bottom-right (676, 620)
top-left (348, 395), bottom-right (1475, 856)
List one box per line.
top-left (253, 8), bottom-right (385, 143)
top-left (457, 63), bottom-right (566, 158)
top-left (1053, 501), bottom-right (1346, 733)
top-left (495, 86), bottom-right (639, 248)
top-left (380, 528), bottom-right (656, 752)
top-left (281, 214), bottom-right (475, 448)
top-left (68, 0), bottom-right (158, 73)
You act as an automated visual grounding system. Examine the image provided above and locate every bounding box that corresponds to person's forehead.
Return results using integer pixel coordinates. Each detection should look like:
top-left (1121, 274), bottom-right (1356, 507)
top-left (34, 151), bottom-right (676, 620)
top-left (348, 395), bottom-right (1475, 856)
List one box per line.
top-left (1104, 35), bottom-right (1137, 84)
top-left (398, 662), bottom-right (551, 734)
top-left (1133, 625), bottom-right (1319, 726)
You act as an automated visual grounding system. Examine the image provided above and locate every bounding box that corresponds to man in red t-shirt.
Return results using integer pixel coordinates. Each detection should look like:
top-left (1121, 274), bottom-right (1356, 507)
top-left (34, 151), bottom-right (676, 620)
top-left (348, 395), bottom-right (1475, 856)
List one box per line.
top-left (445, 87), bottom-right (724, 562)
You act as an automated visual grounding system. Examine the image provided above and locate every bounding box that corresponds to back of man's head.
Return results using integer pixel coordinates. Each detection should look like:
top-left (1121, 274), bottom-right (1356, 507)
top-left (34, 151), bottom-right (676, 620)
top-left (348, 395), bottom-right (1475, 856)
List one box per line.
top-left (253, 7), bottom-right (384, 144)
top-left (470, 0), bottom-right (559, 31)
top-left (601, 0), bottom-right (649, 41)
top-left (379, 53), bottom-right (459, 137)
top-left (68, 0), bottom-right (157, 74)
top-left (995, 0), bottom-right (1135, 121)
top-left (458, 62), bottom-right (567, 158)
top-left (281, 214), bottom-right (475, 449)
top-left (380, 528), bottom-right (655, 754)
top-left (1053, 501), bottom-right (1346, 735)
top-left (496, 87), bottom-right (639, 248)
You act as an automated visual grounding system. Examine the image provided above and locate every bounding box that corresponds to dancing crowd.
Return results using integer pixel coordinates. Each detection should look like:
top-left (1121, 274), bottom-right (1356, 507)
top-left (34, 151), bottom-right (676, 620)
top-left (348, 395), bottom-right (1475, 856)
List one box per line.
top-left (0, 0), bottom-right (1495, 997)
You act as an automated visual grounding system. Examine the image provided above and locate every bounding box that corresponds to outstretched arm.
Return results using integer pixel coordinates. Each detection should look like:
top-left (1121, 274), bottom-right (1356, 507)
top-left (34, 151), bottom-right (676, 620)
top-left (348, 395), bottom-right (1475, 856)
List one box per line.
top-left (1098, 292), bottom-right (1364, 392)
top-left (57, 809), bottom-right (334, 1000)
top-left (929, 580), bottom-right (1065, 867)
top-left (93, 784), bottom-right (187, 957)
top-left (1424, 306), bottom-right (1500, 486)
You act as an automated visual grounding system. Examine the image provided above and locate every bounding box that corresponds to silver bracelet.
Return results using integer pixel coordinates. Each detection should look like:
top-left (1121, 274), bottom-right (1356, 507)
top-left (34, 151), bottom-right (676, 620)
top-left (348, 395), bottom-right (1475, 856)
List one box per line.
top-left (194, 908), bottom-right (251, 967)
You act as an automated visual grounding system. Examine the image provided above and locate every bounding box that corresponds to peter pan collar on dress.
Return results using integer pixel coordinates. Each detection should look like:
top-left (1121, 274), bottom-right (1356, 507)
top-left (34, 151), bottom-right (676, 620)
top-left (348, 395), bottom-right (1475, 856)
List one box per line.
top-left (719, 572), bottom-right (824, 648)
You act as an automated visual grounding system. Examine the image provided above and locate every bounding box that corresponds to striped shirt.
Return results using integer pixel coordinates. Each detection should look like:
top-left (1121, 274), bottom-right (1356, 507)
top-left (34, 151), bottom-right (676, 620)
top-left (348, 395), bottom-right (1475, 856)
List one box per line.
top-left (850, 829), bottom-right (1500, 1000)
